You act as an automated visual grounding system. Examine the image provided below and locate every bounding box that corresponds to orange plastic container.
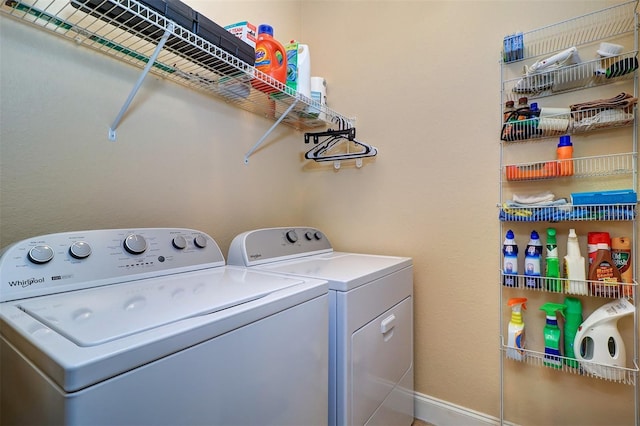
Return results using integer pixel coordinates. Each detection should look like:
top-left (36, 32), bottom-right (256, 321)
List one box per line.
top-left (556, 135), bottom-right (574, 176)
top-left (506, 161), bottom-right (557, 181)
top-left (252, 24), bottom-right (287, 94)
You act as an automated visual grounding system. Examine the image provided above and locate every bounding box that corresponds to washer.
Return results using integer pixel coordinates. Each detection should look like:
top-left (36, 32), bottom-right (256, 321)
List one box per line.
top-left (228, 227), bottom-right (414, 426)
top-left (0, 228), bottom-right (328, 426)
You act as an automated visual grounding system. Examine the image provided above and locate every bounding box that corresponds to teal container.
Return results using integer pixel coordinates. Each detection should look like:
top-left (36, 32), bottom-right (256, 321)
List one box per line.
top-left (563, 297), bottom-right (582, 368)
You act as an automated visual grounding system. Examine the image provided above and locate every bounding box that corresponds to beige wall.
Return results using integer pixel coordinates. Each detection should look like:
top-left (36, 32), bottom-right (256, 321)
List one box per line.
top-left (1, 1), bottom-right (638, 425)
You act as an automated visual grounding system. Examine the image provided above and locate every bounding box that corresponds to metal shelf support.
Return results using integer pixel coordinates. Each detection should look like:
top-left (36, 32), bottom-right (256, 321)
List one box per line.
top-left (108, 23), bottom-right (173, 141)
top-left (244, 99), bottom-right (299, 164)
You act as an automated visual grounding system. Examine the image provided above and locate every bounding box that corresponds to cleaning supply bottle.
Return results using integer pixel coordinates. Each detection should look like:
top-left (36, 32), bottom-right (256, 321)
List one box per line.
top-left (503, 230), bottom-right (519, 287)
top-left (587, 231), bottom-right (611, 266)
top-left (524, 230), bottom-right (542, 289)
top-left (611, 236), bottom-right (633, 297)
top-left (556, 135), bottom-right (574, 176)
top-left (564, 228), bottom-right (587, 295)
top-left (514, 97), bottom-right (531, 140)
top-left (589, 242), bottom-right (622, 298)
top-left (540, 302), bottom-right (566, 369)
top-left (285, 40), bottom-right (311, 99)
top-left (506, 298), bottom-right (527, 361)
top-left (502, 100), bottom-right (516, 141)
top-left (252, 24), bottom-right (287, 94)
top-left (563, 297), bottom-right (582, 368)
top-left (545, 227), bottom-right (560, 292)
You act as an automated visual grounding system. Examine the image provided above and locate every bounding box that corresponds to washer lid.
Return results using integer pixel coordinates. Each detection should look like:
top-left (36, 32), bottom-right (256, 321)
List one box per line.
top-left (17, 267), bottom-right (300, 347)
top-left (257, 252), bottom-right (412, 291)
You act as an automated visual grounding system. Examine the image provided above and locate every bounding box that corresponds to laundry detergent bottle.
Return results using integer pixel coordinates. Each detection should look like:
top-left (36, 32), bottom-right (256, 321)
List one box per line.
top-left (524, 230), bottom-right (542, 289)
top-left (503, 230), bottom-right (519, 287)
top-left (506, 298), bottom-right (527, 361)
top-left (252, 24), bottom-right (287, 94)
top-left (540, 302), bottom-right (566, 369)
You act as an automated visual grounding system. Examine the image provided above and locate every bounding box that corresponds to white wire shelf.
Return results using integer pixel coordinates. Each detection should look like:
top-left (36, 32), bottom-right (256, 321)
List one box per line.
top-left (0, 0), bottom-right (352, 132)
top-left (502, 152), bottom-right (637, 182)
top-left (503, 51), bottom-right (638, 100)
top-left (502, 0), bottom-right (638, 64)
top-left (498, 202), bottom-right (637, 222)
top-left (501, 105), bottom-right (636, 142)
top-left (500, 345), bottom-right (639, 385)
top-left (500, 272), bottom-right (637, 298)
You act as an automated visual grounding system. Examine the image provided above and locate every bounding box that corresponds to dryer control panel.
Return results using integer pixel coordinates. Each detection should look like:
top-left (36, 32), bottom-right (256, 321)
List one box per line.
top-left (227, 227), bottom-right (333, 267)
top-left (0, 228), bottom-right (224, 302)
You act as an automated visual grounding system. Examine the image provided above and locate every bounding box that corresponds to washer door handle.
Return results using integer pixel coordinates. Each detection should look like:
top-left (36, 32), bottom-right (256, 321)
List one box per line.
top-left (380, 314), bottom-right (396, 334)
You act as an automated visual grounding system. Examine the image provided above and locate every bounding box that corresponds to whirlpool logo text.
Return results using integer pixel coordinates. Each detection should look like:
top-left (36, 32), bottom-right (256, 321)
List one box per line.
top-left (8, 277), bottom-right (45, 288)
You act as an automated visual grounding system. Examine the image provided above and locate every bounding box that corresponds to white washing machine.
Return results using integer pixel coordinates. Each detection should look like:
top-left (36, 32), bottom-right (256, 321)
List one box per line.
top-left (0, 228), bottom-right (328, 426)
top-left (228, 227), bottom-right (414, 426)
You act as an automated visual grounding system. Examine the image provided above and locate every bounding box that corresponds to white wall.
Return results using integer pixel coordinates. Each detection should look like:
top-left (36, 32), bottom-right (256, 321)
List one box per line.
top-left (1, 1), bottom-right (638, 425)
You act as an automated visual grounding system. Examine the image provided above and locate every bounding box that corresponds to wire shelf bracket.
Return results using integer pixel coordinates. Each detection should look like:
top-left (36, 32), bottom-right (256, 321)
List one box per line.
top-left (108, 24), bottom-right (173, 141)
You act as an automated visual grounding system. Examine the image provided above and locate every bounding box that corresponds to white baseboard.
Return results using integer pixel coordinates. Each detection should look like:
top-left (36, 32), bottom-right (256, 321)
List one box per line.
top-left (413, 391), bottom-right (510, 426)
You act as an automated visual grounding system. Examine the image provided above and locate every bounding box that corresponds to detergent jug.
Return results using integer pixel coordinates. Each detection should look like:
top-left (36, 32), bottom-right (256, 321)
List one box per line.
top-left (574, 298), bottom-right (634, 381)
top-left (252, 24), bottom-right (287, 94)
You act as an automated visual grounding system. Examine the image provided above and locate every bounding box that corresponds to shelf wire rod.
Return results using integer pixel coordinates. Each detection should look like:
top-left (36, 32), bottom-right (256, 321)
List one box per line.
top-left (108, 23), bottom-right (174, 141)
top-left (243, 99), bottom-right (299, 164)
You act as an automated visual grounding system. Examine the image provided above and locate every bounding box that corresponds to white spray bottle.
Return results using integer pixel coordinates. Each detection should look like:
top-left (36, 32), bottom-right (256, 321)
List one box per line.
top-left (564, 228), bottom-right (587, 295)
top-left (506, 298), bottom-right (527, 361)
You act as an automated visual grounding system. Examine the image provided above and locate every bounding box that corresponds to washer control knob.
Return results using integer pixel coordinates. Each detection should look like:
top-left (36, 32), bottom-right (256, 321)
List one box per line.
top-left (193, 234), bottom-right (207, 249)
top-left (28, 245), bottom-right (55, 264)
top-left (314, 231), bottom-right (323, 240)
top-left (69, 241), bottom-right (92, 259)
top-left (124, 234), bottom-right (148, 255)
top-left (285, 230), bottom-right (298, 243)
top-left (172, 235), bottom-right (187, 250)
top-left (305, 231), bottom-right (314, 241)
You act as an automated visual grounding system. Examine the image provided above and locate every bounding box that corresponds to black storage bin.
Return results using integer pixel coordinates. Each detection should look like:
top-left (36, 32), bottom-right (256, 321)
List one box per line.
top-left (70, 0), bottom-right (167, 40)
top-left (164, 0), bottom-right (195, 31)
top-left (194, 12), bottom-right (255, 66)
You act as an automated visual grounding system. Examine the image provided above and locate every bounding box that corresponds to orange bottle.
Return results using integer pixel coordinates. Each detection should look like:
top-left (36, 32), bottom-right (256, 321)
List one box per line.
top-left (252, 24), bottom-right (287, 94)
top-left (557, 135), bottom-right (574, 176)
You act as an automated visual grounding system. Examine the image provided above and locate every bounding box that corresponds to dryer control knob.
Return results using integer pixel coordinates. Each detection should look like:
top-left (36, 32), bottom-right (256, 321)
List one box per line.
top-left (286, 230), bottom-right (298, 243)
top-left (28, 245), bottom-right (55, 264)
top-left (193, 234), bottom-right (207, 249)
top-left (124, 234), bottom-right (148, 255)
top-left (69, 241), bottom-right (92, 259)
top-left (172, 236), bottom-right (187, 250)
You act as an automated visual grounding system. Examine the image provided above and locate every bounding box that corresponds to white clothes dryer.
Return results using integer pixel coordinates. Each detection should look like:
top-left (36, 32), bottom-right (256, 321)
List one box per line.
top-left (228, 227), bottom-right (414, 426)
top-left (0, 228), bottom-right (328, 426)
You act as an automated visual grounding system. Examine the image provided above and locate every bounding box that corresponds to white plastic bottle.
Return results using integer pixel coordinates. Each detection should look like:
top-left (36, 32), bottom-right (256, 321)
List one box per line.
top-left (524, 230), bottom-right (542, 288)
top-left (564, 228), bottom-right (587, 295)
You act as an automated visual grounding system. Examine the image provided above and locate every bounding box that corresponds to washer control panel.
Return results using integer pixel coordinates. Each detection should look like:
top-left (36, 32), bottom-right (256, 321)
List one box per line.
top-left (0, 228), bottom-right (224, 302)
top-left (227, 227), bottom-right (333, 267)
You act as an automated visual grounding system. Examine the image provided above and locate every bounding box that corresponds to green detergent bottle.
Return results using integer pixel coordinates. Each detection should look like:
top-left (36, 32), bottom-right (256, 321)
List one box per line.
top-left (540, 302), bottom-right (566, 369)
top-left (563, 297), bottom-right (582, 368)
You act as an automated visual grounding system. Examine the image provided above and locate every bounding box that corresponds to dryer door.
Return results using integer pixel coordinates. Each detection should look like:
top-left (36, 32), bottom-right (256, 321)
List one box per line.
top-left (351, 296), bottom-right (413, 425)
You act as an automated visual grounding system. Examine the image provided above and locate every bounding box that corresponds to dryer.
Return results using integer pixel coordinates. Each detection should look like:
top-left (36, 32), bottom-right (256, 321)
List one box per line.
top-left (0, 228), bottom-right (328, 425)
top-left (228, 227), bottom-right (414, 426)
